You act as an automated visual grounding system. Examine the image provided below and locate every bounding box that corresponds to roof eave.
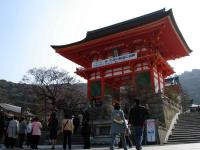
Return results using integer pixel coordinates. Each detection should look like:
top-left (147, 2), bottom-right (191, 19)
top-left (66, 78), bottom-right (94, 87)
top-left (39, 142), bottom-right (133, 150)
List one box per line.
top-left (167, 9), bottom-right (192, 54)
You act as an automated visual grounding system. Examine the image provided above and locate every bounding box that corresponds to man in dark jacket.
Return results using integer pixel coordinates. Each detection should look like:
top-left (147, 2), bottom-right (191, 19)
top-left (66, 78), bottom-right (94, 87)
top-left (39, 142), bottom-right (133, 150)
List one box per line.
top-left (128, 98), bottom-right (149, 150)
top-left (81, 111), bottom-right (91, 149)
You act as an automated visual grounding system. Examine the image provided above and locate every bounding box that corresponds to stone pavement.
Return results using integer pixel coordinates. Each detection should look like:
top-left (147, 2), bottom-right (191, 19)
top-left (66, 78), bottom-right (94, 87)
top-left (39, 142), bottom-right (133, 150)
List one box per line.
top-left (1, 143), bottom-right (200, 150)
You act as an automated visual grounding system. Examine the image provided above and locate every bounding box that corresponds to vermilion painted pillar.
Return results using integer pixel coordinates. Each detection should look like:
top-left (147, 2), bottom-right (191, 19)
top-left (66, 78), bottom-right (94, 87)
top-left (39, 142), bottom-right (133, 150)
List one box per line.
top-left (87, 80), bottom-right (91, 99)
top-left (101, 76), bottom-right (105, 97)
top-left (131, 65), bottom-right (136, 90)
top-left (149, 65), bottom-right (155, 92)
top-left (157, 71), bottom-right (161, 92)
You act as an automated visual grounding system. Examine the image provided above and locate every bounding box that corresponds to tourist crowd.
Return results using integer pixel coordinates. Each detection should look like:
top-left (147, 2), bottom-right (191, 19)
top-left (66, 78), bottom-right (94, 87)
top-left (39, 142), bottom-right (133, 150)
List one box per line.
top-left (0, 98), bottom-right (149, 150)
top-left (0, 110), bottom-right (89, 150)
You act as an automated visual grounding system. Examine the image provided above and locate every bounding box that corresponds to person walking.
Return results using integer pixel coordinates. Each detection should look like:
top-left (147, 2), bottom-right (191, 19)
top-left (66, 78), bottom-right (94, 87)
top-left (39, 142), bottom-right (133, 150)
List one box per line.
top-left (31, 117), bottom-right (42, 149)
top-left (124, 116), bottom-right (133, 148)
top-left (110, 102), bottom-right (128, 150)
top-left (18, 117), bottom-right (27, 148)
top-left (62, 114), bottom-right (74, 150)
top-left (48, 112), bottom-right (58, 150)
top-left (119, 116), bottom-right (133, 148)
top-left (128, 98), bottom-right (149, 150)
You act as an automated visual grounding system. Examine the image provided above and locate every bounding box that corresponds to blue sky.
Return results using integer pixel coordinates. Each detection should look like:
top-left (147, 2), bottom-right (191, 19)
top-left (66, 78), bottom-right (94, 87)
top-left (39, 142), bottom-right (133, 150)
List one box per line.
top-left (0, 0), bottom-right (72, 82)
top-left (1, 0), bottom-right (200, 83)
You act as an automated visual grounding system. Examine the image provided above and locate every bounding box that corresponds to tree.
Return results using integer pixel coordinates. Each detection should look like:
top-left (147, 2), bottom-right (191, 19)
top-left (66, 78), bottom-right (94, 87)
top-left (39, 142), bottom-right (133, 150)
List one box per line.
top-left (21, 66), bottom-right (86, 112)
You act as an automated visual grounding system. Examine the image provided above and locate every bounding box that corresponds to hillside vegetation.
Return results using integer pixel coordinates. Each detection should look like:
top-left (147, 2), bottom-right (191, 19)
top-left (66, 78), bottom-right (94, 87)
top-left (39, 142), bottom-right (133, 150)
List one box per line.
top-left (0, 79), bottom-right (87, 114)
top-left (0, 69), bottom-right (199, 111)
top-left (179, 69), bottom-right (200, 104)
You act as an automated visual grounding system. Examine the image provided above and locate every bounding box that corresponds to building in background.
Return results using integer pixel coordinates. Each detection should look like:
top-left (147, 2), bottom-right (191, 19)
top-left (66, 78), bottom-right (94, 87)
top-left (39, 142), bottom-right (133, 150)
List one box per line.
top-left (52, 8), bottom-right (191, 144)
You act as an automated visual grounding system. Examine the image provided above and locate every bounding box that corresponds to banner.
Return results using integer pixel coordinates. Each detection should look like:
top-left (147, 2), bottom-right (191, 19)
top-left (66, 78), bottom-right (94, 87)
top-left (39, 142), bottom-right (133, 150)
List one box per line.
top-left (92, 52), bottom-right (137, 68)
top-left (146, 119), bottom-right (156, 142)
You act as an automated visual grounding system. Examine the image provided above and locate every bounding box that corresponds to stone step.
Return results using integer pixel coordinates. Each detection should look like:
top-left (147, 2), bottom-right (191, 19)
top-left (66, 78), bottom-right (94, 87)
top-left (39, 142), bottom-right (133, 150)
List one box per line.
top-left (174, 121), bottom-right (200, 125)
top-left (179, 114), bottom-right (200, 117)
top-left (174, 127), bottom-right (200, 130)
top-left (179, 115), bottom-right (200, 119)
top-left (169, 134), bottom-right (200, 138)
top-left (167, 113), bottom-right (200, 144)
top-left (91, 136), bottom-right (112, 145)
top-left (178, 118), bottom-right (200, 122)
top-left (179, 113), bottom-right (200, 116)
top-left (173, 128), bottom-right (200, 132)
top-left (180, 113), bottom-right (200, 116)
top-left (171, 132), bottom-right (200, 135)
top-left (168, 138), bottom-right (200, 141)
top-left (168, 139), bottom-right (200, 143)
top-left (168, 139), bottom-right (200, 142)
top-left (173, 127), bottom-right (200, 131)
top-left (172, 134), bottom-right (200, 137)
top-left (172, 130), bottom-right (200, 134)
top-left (175, 125), bottom-right (200, 128)
top-left (168, 138), bottom-right (200, 142)
top-left (172, 129), bottom-right (200, 133)
top-left (167, 140), bottom-right (200, 144)
top-left (176, 120), bottom-right (200, 124)
top-left (180, 112), bottom-right (200, 115)
top-left (175, 123), bottom-right (200, 127)
top-left (177, 117), bottom-right (200, 121)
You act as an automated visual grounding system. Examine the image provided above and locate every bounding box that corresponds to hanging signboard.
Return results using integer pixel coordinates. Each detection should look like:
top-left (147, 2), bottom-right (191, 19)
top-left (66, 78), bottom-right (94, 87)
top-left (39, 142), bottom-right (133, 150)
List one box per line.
top-left (146, 119), bottom-right (156, 142)
top-left (92, 52), bottom-right (137, 68)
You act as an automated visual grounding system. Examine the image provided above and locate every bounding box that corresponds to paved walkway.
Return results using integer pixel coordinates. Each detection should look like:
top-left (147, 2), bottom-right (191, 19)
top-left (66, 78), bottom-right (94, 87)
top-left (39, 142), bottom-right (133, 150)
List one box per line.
top-left (1, 143), bottom-right (200, 150)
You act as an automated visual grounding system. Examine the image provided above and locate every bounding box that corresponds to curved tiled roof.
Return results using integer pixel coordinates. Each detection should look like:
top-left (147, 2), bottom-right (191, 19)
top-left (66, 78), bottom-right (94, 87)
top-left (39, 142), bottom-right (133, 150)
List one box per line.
top-left (51, 8), bottom-right (191, 53)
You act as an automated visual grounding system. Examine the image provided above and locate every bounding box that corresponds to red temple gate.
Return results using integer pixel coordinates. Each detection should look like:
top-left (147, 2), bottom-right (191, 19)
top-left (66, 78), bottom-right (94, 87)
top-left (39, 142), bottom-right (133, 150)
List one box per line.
top-left (52, 9), bottom-right (191, 101)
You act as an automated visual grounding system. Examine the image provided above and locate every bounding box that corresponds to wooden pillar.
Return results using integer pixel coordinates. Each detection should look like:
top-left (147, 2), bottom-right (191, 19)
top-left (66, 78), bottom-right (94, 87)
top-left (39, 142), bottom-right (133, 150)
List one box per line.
top-left (101, 72), bottom-right (105, 98)
top-left (157, 70), bottom-right (161, 92)
top-left (87, 79), bottom-right (91, 99)
top-left (149, 62), bottom-right (155, 92)
top-left (101, 78), bottom-right (105, 97)
top-left (130, 64), bottom-right (136, 90)
top-left (162, 74), bottom-right (165, 93)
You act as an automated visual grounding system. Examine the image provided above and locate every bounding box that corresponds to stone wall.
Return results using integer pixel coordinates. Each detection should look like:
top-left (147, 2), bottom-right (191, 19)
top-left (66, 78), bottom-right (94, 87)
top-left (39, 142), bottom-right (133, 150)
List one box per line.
top-left (88, 93), bottom-right (181, 145)
top-left (141, 93), bottom-right (180, 144)
top-left (163, 100), bottom-right (180, 129)
top-left (157, 126), bottom-right (167, 144)
top-left (143, 93), bottom-right (180, 127)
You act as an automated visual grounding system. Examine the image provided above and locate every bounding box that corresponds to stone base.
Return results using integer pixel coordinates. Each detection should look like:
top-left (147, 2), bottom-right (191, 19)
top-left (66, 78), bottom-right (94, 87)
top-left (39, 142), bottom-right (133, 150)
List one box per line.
top-left (91, 135), bottom-right (113, 146)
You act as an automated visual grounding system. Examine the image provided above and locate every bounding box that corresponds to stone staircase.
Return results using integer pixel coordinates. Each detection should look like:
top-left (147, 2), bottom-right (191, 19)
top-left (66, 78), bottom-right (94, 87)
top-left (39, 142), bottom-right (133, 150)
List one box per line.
top-left (167, 112), bottom-right (200, 144)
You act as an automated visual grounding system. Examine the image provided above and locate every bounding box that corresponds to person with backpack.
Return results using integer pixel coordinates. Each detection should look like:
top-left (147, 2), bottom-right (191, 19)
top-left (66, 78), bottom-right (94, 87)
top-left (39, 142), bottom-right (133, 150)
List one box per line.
top-left (62, 114), bottom-right (74, 150)
top-left (128, 98), bottom-right (149, 150)
top-left (110, 102), bottom-right (128, 150)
